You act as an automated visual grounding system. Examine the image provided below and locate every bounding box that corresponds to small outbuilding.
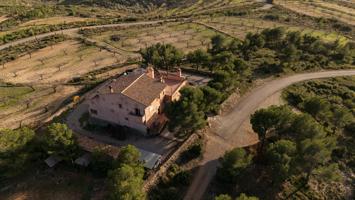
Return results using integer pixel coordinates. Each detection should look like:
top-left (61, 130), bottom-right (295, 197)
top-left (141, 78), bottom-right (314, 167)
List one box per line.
top-left (75, 153), bottom-right (92, 167)
top-left (138, 148), bottom-right (162, 170)
top-left (44, 155), bottom-right (62, 168)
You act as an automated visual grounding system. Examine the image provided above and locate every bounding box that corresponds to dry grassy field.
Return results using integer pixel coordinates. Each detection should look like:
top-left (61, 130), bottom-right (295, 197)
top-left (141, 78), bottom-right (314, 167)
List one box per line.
top-left (0, 169), bottom-right (103, 200)
top-left (19, 16), bottom-right (98, 27)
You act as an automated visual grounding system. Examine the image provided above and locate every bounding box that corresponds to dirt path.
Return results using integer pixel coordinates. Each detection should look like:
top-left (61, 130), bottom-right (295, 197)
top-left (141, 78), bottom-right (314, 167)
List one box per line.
top-left (0, 20), bottom-right (171, 51)
top-left (184, 69), bottom-right (355, 200)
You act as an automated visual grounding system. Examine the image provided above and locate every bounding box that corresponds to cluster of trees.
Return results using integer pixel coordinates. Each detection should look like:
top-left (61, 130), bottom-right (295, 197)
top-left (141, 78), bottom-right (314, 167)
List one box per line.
top-left (240, 27), bottom-right (354, 73)
top-left (0, 123), bottom-right (146, 199)
top-left (284, 77), bottom-right (354, 134)
top-left (107, 145), bottom-right (146, 200)
top-left (0, 123), bottom-right (78, 179)
top-left (251, 106), bottom-right (339, 185)
top-left (283, 77), bottom-right (354, 197)
top-left (141, 36), bottom-right (252, 134)
top-left (215, 103), bottom-right (348, 199)
top-left (140, 27), bottom-right (354, 135)
top-left (149, 163), bottom-right (192, 200)
top-left (141, 43), bottom-right (184, 72)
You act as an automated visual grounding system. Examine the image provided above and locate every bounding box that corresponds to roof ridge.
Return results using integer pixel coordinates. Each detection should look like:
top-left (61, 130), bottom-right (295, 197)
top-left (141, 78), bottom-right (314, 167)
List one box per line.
top-left (121, 73), bottom-right (145, 94)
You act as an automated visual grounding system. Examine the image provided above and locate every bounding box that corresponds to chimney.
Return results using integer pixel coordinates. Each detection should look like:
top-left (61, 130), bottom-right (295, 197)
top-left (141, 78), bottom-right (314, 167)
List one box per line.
top-left (177, 68), bottom-right (182, 77)
top-left (146, 66), bottom-right (154, 79)
top-left (109, 85), bottom-right (114, 93)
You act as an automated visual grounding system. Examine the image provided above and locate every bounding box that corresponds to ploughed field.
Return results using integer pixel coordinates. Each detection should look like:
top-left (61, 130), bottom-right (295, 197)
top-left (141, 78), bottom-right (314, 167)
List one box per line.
top-left (88, 22), bottom-right (223, 53)
top-left (0, 39), bottom-right (129, 129)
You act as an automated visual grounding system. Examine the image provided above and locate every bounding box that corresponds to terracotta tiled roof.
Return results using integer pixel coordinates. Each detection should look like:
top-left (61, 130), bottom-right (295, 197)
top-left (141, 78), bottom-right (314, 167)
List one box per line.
top-left (96, 71), bottom-right (166, 106)
top-left (97, 72), bottom-right (143, 94)
top-left (122, 75), bottom-right (166, 106)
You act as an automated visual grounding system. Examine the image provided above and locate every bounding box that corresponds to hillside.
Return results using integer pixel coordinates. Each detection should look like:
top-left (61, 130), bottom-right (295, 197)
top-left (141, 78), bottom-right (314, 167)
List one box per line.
top-left (0, 0), bottom-right (198, 8)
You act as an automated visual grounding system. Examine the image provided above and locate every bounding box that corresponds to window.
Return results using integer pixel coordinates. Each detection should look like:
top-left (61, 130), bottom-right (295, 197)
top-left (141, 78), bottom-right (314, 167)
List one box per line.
top-left (90, 109), bottom-right (98, 115)
top-left (135, 108), bottom-right (141, 116)
top-left (118, 104), bottom-right (122, 108)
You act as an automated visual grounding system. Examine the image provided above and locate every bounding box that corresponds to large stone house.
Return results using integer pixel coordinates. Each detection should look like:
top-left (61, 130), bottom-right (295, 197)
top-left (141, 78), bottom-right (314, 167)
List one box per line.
top-left (88, 67), bottom-right (187, 136)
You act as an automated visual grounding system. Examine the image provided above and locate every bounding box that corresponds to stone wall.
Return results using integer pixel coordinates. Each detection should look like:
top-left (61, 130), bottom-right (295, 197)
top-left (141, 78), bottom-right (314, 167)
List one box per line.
top-left (143, 132), bottom-right (200, 191)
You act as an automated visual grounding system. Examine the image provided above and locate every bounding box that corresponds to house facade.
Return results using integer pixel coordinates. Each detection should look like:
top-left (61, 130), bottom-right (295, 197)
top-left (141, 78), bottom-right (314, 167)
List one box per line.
top-left (88, 67), bottom-right (187, 136)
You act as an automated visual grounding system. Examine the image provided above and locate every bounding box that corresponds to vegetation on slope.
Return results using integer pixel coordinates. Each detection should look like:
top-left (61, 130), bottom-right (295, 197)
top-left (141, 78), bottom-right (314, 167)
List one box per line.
top-left (140, 27), bottom-right (354, 137)
top-left (211, 77), bottom-right (354, 199)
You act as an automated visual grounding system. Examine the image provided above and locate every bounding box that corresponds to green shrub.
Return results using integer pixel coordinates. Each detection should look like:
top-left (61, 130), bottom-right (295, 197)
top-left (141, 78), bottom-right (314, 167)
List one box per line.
top-left (172, 170), bottom-right (191, 186)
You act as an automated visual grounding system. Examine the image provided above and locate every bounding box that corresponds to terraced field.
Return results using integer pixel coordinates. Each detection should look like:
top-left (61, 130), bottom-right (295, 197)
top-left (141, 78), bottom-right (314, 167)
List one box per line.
top-left (0, 38), bottom-right (136, 129)
top-left (198, 16), bottom-right (349, 45)
top-left (88, 22), bottom-right (225, 53)
top-left (18, 16), bottom-right (98, 27)
top-left (0, 40), bottom-right (127, 84)
top-left (0, 83), bottom-right (80, 129)
top-left (274, 0), bottom-right (355, 26)
top-left (163, 0), bottom-right (249, 17)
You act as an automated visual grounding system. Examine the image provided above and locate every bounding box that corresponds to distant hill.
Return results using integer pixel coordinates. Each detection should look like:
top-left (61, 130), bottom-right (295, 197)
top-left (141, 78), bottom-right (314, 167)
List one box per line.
top-left (60, 0), bottom-right (195, 8)
top-left (0, 0), bottom-right (199, 8)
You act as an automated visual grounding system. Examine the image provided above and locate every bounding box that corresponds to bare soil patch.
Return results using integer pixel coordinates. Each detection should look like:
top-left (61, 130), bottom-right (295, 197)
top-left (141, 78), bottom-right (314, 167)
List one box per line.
top-left (89, 23), bottom-right (218, 53)
top-left (0, 40), bottom-right (123, 85)
top-left (0, 169), bottom-right (100, 200)
top-left (0, 15), bottom-right (8, 23)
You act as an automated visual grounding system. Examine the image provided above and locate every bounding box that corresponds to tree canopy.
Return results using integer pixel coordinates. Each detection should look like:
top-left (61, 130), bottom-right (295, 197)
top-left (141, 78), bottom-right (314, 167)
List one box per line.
top-left (43, 123), bottom-right (77, 159)
top-left (0, 127), bottom-right (36, 178)
top-left (140, 43), bottom-right (183, 71)
top-left (108, 145), bottom-right (146, 200)
top-left (216, 148), bottom-right (252, 184)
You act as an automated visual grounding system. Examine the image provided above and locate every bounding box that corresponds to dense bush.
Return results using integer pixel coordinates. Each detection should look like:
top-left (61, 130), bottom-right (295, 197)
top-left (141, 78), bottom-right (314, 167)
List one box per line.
top-left (0, 123), bottom-right (80, 179)
top-left (89, 149), bottom-right (114, 177)
top-left (149, 163), bottom-right (191, 200)
top-left (180, 142), bottom-right (203, 163)
top-left (144, 27), bottom-right (355, 136)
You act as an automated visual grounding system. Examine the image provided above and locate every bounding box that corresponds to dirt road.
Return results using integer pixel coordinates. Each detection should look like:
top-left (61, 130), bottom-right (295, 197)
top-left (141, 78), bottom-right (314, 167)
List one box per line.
top-left (184, 69), bottom-right (355, 200)
top-left (0, 20), bottom-right (169, 51)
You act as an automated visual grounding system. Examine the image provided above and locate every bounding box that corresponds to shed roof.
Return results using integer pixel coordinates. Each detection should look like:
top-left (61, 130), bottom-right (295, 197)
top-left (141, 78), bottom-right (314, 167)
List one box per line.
top-left (75, 153), bottom-right (92, 167)
top-left (138, 148), bottom-right (162, 169)
top-left (44, 155), bottom-right (62, 168)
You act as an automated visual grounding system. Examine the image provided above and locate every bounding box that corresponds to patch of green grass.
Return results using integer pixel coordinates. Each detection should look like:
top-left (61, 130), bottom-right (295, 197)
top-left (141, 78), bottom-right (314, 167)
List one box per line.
top-left (0, 85), bottom-right (33, 109)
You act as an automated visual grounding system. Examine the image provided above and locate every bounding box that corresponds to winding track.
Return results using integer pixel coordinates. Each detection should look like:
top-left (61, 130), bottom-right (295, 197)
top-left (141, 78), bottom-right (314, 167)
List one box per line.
top-left (0, 20), bottom-right (169, 51)
top-left (1, 15), bottom-right (355, 200)
top-left (184, 69), bottom-right (355, 200)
